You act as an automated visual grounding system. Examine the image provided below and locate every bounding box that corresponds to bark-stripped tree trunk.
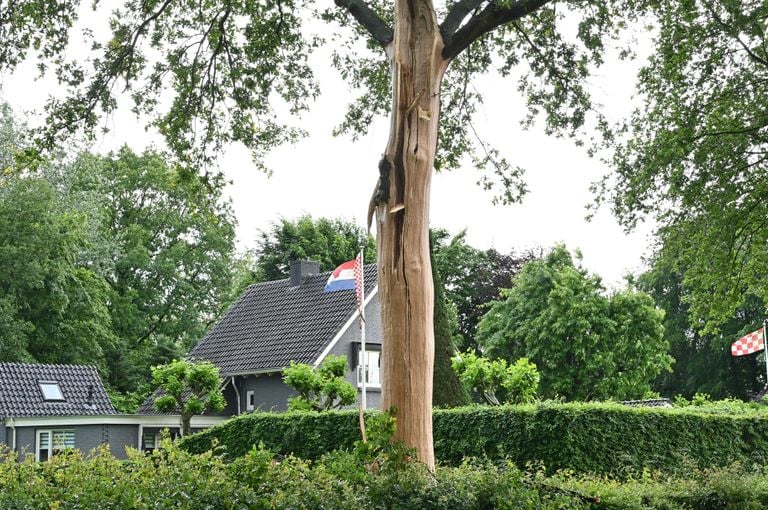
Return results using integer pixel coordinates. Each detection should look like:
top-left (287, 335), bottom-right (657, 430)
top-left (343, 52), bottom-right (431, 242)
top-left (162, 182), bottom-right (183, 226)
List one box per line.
top-left (376, 0), bottom-right (448, 470)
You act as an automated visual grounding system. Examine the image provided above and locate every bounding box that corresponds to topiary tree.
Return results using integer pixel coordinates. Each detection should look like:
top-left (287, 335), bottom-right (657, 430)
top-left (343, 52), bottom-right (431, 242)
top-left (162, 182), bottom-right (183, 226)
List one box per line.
top-left (283, 355), bottom-right (357, 411)
top-left (152, 359), bottom-right (226, 436)
top-left (451, 351), bottom-right (539, 405)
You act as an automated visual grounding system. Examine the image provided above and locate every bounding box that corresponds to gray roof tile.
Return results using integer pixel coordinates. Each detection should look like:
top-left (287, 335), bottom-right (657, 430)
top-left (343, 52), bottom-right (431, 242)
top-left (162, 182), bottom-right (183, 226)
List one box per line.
top-left (0, 363), bottom-right (116, 418)
top-left (188, 264), bottom-right (377, 375)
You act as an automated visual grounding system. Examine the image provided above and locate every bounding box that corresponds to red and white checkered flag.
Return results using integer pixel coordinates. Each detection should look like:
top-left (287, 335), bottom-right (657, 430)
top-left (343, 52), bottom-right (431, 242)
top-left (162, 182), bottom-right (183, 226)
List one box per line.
top-left (731, 328), bottom-right (765, 356)
top-left (354, 251), bottom-right (364, 310)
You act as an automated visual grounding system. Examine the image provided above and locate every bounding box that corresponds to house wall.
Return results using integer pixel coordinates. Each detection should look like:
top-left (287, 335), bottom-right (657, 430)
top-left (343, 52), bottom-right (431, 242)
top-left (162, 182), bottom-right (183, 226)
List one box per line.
top-left (327, 295), bottom-right (383, 410)
top-left (98, 424), bottom-right (140, 459)
top-left (14, 427), bottom-right (34, 460)
top-left (239, 373), bottom-right (296, 412)
top-left (13, 424), bottom-right (140, 461)
top-left (220, 383), bottom-right (238, 416)
top-left (0, 422), bottom-right (6, 445)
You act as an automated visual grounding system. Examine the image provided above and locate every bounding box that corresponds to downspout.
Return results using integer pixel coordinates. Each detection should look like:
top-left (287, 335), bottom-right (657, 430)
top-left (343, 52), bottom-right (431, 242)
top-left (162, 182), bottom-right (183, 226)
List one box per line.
top-left (8, 416), bottom-right (16, 451)
top-left (230, 376), bottom-right (241, 415)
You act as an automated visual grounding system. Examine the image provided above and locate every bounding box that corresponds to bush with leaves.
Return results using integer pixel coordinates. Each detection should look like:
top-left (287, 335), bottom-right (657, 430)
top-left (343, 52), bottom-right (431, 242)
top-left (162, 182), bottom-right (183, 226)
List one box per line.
top-left (152, 358), bottom-right (226, 435)
top-left (283, 354), bottom-right (356, 411)
top-left (452, 351), bottom-right (539, 405)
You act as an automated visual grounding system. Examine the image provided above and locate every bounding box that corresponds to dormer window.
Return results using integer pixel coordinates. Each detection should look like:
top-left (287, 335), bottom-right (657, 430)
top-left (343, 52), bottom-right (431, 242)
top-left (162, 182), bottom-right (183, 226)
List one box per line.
top-left (39, 382), bottom-right (64, 401)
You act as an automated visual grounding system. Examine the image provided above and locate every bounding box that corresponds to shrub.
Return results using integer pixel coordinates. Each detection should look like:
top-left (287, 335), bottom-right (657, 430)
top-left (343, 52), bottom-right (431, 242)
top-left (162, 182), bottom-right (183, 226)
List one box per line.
top-left (181, 401), bottom-right (768, 476)
top-left (451, 351), bottom-right (539, 405)
top-left (4, 439), bottom-right (768, 508)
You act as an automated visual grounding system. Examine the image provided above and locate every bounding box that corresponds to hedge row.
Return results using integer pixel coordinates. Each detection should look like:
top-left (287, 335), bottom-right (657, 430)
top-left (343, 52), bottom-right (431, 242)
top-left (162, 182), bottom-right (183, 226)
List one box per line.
top-left (181, 402), bottom-right (768, 475)
top-left (6, 440), bottom-right (768, 509)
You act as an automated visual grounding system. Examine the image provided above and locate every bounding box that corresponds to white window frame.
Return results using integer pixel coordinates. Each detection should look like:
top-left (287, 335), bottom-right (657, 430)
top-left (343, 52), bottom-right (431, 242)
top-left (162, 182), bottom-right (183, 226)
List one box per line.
top-left (39, 381), bottom-right (65, 401)
top-left (357, 348), bottom-right (381, 388)
top-left (36, 429), bottom-right (75, 461)
top-left (245, 390), bottom-right (255, 411)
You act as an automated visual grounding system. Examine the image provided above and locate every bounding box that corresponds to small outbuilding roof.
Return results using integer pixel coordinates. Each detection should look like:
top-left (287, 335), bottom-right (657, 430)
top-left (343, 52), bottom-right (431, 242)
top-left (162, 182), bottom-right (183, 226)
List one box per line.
top-left (0, 362), bottom-right (116, 418)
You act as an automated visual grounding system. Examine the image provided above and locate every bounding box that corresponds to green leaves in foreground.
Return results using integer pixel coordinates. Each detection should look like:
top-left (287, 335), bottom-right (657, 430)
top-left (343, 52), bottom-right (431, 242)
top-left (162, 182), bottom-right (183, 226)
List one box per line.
top-left (5, 437), bottom-right (768, 509)
top-left (283, 355), bottom-right (356, 411)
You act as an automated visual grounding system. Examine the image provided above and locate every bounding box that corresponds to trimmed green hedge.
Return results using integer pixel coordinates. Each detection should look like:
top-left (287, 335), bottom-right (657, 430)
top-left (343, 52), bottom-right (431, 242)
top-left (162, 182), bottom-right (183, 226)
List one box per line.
top-left (181, 402), bottom-right (768, 475)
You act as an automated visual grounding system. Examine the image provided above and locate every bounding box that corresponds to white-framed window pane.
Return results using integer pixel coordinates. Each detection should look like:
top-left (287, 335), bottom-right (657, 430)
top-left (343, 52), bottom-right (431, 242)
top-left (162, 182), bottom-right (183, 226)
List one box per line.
top-left (246, 391), bottom-right (255, 411)
top-left (367, 351), bottom-right (381, 385)
top-left (39, 382), bottom-right (64, 401)
top-left (52, 430), bottom-right (75, 450)
top-left (357, 349), bottom-right (381, 386)
top-left (37, 429), bottom-right (74, 461)
top-left (39, 430), bottom-right (50, 449)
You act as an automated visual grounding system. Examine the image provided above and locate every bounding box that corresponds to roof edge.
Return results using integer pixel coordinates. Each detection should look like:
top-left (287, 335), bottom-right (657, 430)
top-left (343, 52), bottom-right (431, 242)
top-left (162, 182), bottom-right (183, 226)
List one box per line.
top-left (312, 285), bottom-right (379, 367)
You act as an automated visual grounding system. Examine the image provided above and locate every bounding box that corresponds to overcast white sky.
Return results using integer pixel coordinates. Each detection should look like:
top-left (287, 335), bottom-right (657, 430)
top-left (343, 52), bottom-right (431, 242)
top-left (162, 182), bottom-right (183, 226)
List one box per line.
top-left (0, 9), bottom-right (655, 288)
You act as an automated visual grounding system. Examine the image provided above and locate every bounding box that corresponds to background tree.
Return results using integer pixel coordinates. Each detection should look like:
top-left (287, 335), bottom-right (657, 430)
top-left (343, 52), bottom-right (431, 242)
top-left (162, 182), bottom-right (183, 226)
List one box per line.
top-left (603, 2), bottom-right (768, 334)
top-left (478, 245), bottom-right (671, 401)
top-left (152, 358), bottom-right (226, 436)
top-left (254, 215), bottom-right (376, 282)
top-left (2, 0), bottom-right (649, 466)
top-left (0, 176), bottom-right (115, 367)
top-left (60, 148), bottom-right (238, 392)
top-left (430, 234), bottom-right (471, 407)
top-left (0, 109), bottom-right (240, 401)
top-left (283, 355), bottom-right (357, 411)
top-left (432, 229), bottom-right (536, 352)
top-left (638, 253), bottom-right (766, 400)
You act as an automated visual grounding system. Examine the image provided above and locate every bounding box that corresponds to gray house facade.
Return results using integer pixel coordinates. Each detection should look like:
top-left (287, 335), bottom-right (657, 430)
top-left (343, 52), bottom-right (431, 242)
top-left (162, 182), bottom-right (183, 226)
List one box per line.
top-left (141, 261), bottom-right (384, 415)
top-left (0, 363), bottom-right (225, 460)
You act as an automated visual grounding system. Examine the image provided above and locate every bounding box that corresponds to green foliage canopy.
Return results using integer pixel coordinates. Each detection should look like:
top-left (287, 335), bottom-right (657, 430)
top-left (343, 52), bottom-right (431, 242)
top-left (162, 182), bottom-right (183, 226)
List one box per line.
top-left (254, 215), bottom-right (375, 283)
top-left (152, 358), bottom-right (226, 435)
top-left (638, 254), bottom-right (766, 400)
top-left (431, 229), bottom-right (535, 353)
top-left (604, 1), bottom-right (768, 333)
top-left (477, 245), bottom-right (672, 401)
top-left (0, 0), bottom-right (646, 205)
top-left (283, 354), bottom-right (357, 411)
top-left (451, 351), bottom-right (539, 405)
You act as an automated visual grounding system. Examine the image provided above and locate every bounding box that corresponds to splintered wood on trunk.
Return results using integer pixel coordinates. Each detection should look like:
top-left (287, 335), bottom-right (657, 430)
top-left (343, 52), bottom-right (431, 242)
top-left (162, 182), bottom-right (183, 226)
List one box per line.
top-left (376, 0), bottom-right (448, 470)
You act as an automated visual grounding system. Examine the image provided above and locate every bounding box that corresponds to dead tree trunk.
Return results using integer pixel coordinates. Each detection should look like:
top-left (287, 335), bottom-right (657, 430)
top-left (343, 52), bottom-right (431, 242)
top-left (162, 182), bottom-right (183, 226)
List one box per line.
top-left (376, 0), bottom-right (448, 470)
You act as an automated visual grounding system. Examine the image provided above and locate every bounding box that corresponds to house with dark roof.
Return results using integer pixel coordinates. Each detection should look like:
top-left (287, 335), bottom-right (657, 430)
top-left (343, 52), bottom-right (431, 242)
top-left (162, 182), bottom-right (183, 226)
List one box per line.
top-left (1, 260), bottom-right (379, 460)
top-left (140, 260), bottom-right (383, 415)
top-left (0, 363), bottom-right (225, 460)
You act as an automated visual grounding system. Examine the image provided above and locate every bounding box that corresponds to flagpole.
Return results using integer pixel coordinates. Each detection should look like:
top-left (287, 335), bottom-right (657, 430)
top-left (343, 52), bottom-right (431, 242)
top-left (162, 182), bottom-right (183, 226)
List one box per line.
top-left (360, 248), bottom-right (367, 412)
top-left (757, 320), bottom-right (767, 463)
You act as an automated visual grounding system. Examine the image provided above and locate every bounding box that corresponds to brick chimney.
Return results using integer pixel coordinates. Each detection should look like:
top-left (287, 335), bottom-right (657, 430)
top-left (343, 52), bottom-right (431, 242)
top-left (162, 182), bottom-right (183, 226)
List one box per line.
top-left (290, 260), bottom-right (320, 287)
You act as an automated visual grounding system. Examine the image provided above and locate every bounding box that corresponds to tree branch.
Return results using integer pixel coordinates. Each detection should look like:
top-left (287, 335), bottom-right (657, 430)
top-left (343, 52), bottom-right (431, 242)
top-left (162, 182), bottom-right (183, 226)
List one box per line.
top-left (442, 0), bottom-right (550, 60)
top-left (334, 0), bottom-right (393, 47)
top-left (440, 0), bottom-right (486, 40)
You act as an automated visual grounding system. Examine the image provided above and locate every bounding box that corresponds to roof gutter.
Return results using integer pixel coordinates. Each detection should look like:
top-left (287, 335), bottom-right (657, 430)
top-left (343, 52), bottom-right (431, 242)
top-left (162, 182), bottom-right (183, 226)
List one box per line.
top-left (222, 368), bottom-right (284, 377)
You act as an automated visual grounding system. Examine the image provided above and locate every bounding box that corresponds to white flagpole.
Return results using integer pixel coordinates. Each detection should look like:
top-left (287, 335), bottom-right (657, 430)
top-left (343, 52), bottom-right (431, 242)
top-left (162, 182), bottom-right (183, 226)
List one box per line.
top-left (763, 319), bottom-right (768, 387)
top-left (359, 249), bottom-right (367, 411)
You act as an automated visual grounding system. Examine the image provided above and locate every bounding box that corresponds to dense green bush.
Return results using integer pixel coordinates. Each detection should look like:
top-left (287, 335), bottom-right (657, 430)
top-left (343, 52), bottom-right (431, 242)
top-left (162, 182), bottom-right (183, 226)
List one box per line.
top-left (3, 439), bottom-right (768, 508)
top-left (182, 402), bottom-right (768, 476)
top-left (0, 440), bottom-right (581, 509)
